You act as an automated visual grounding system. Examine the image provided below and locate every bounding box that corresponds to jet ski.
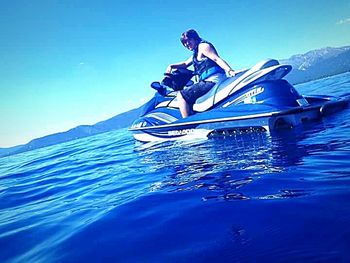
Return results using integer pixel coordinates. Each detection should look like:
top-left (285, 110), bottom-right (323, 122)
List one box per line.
top-left (129, 59), bottom-right (349, 142)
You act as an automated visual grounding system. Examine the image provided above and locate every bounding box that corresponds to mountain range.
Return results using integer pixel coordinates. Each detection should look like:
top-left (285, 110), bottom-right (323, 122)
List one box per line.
top-left (281, 46), bottom-right (350, 84)
top-left (1, 45), bottom-right (350, 157)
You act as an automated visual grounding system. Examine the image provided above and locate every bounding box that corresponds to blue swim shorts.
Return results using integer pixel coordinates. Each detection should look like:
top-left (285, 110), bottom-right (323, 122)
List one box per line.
top-left (180, 80), bottom-right (215, 105)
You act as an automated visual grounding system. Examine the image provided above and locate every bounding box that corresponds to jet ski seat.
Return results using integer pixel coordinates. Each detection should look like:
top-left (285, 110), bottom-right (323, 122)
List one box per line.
top-left (193, 59), bottom-right (288, 112)
top-left (193, 74), bottom-right (240, 112)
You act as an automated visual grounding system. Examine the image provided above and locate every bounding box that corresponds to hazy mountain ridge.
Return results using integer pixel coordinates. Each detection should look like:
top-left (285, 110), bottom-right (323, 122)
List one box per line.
top-left (0, 107), bottom-right (143, 157)
top-left (282, 46), bottom-right (350, 70)
top-left (1, 45), bottom-right (350, 157)
top-left (281, 46), bottom-right (350, 84)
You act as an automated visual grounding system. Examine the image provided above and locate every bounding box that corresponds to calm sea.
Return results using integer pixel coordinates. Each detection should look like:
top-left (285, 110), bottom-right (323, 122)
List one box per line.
top-left (1, 73), bottom-right (350, 262)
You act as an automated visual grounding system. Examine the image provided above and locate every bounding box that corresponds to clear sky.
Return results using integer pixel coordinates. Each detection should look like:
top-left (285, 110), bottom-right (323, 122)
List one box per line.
top-left (1, 0), bottom-right (350, 147)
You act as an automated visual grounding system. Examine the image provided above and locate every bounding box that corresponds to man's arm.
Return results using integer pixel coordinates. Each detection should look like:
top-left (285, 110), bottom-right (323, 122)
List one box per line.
top-left (200, 43), bottom-right (235, 76)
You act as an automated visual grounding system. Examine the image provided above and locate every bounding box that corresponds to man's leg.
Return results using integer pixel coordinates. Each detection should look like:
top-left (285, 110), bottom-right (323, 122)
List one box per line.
top-left (177, 92), bottom-right (191, 118)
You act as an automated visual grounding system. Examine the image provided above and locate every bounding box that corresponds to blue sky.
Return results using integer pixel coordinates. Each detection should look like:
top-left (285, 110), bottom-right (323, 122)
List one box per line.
top-left (1, 0), bottom-right (350, 147)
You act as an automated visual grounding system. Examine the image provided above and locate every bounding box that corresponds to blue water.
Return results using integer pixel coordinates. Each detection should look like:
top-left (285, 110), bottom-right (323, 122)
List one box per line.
top-left (1, 73), bottom-right (350, 262)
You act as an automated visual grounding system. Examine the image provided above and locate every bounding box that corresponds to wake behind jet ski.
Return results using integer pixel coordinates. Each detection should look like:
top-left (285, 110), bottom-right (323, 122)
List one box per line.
top-left (129, 59), bottom-right (349, 142)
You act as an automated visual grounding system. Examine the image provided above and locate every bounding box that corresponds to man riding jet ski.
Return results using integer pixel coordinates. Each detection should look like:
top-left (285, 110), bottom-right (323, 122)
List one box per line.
top-left (163, 29), bottom-right (236, 119)
top-left (129, 59), bottom-right (349, 142)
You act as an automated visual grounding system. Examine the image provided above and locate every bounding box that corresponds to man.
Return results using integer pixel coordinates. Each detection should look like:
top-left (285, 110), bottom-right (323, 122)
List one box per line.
top-left (166, 29), bottom-right (235, 118)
